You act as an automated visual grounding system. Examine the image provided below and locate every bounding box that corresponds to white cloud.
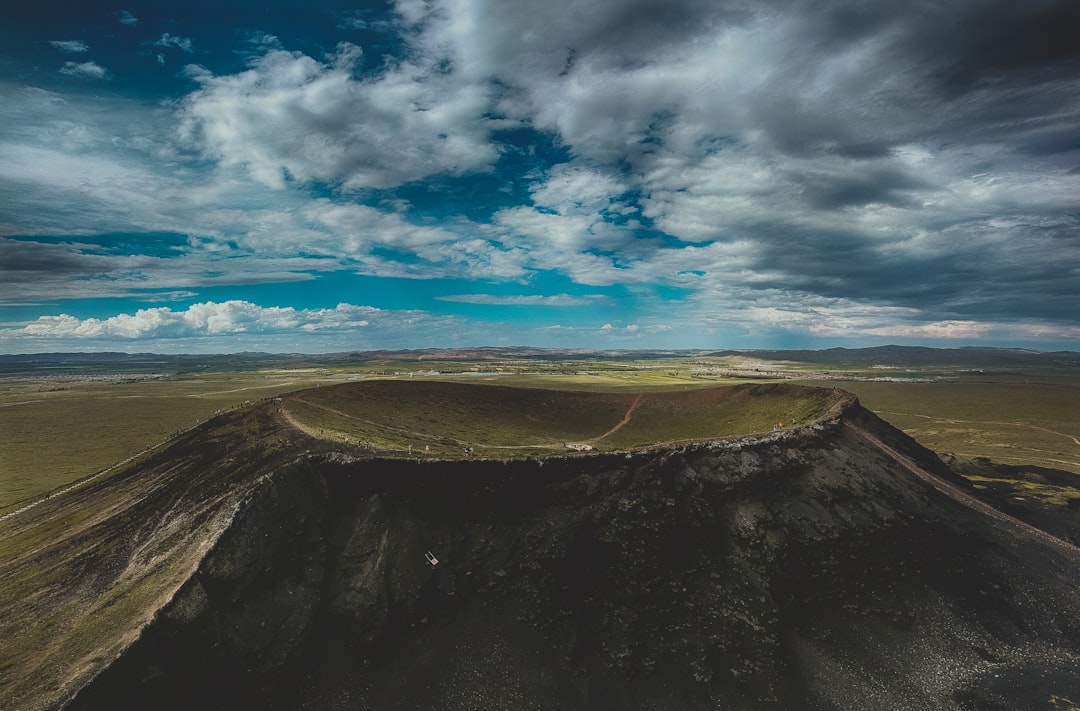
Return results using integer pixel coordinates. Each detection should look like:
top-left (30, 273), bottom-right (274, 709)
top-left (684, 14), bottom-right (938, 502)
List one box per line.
top-left (59, 61), bottom-right (109, 80)
top-left (489, 164), bottom-right (642, 282)
top-left (494, 207), bottom-right (599, 252)
top-left (596, 322), bottom-right (641, 337)
top-left (413, 0), bottom-right (778, 168)
top-left (242, 32), bottom-right (283, 52)
top-left (436, 293), bottom-right (602, 306)
top-left (393, 0), bottom-right (429, 26)
top-left (155, 33), bottom-right (194, 53)
top-left (0, 301), bottom-right (504, 353)
top-left (859, 320), bottom-right (994, 339)
top-left (300, 200), bottom-right (455, 251)
top-left (49, 40), bottom-right (88, 53)
top-left (529, 164), bottom-right (629, 215)
top-left (818, 317), bottom-right (1080, 343)
top-left (177, 43), bottom-right (500, 190)
top-left (14, 301), bottom-right (399, 339)
top-left (119, 10), bottom-right (138, 26)
top-left (0, 84), bottom-right (523, 287)
top-left (411, 237), bottom-right (531, 281)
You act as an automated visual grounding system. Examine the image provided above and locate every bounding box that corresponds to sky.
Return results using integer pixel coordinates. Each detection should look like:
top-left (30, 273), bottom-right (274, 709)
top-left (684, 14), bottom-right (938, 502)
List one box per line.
top-left (1, 0), bottom-right (1078, 354)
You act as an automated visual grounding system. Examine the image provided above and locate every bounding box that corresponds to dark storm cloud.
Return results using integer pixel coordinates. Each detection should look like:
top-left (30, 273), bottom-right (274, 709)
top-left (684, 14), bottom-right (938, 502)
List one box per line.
top-left (0, 238), bottom-right (141, 280)
top-left (901, 1), bottom-right (1080, 94)
top-left (0, 237), bottom-right (337, 306)
top-left (701, 0), bottom-right (1080, 165)
top-left (568, 0), bottom-right (750, 63)
top-left (790, 165), bottom-right (931, 211)
top-left (0, 237), bottom-right (171, 304)
top-left (744, 213), bottom-right (1080, 324)
top-left (860, 1), bottom-right (1080, 147)
top-left (747, 95), bottom-right (897, 161)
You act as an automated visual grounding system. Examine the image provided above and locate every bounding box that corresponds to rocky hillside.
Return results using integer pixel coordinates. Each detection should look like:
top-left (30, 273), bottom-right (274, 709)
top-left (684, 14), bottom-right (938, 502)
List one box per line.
top-left (2, 385), bottom-right (1079, 710)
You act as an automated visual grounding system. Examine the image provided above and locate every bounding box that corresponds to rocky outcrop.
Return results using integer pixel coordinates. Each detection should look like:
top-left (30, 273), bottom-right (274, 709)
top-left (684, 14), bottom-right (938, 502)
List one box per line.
top-left (57, 394), bottom-right (1080, 711)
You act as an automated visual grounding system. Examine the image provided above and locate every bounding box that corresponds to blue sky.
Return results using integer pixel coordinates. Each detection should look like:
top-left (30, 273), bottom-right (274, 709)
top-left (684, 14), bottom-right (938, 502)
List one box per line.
top-left (1, 0), bottom-right (1078, 353)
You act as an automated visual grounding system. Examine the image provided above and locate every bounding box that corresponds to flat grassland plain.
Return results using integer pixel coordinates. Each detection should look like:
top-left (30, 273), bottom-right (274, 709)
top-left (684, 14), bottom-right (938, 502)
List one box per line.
top-left (0, 370), bottom-right (339, 512)
top-left (1, 351), bottom-right (1078, 514)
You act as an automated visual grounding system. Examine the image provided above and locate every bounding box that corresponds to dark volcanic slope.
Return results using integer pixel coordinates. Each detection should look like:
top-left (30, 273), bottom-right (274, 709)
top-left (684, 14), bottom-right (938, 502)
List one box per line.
top-left (0, 404), bottom-right (333, 711)
top-left (3, 385), bottom-right (1080, 711)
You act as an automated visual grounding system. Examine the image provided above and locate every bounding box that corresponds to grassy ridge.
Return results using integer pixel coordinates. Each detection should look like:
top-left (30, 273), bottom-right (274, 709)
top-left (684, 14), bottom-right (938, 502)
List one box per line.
top-left (0, 406), bottom-right (307, 711)
top-left (821, 380), bottom-right (1080, 475)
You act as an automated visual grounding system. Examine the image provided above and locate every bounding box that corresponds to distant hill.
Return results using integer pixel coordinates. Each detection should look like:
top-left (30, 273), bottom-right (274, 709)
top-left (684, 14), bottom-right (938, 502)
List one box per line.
top-left (705, 345), bottom-right (1080, 369)
top-left (0, 351), bottom-right (299, 376)
top-left (3, 345), bottom-right (1077, 377)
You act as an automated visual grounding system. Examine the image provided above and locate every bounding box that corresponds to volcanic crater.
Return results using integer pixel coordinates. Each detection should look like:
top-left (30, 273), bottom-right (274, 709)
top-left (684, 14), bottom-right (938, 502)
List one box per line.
top-left (2, 382), bottom-right (1079, 710)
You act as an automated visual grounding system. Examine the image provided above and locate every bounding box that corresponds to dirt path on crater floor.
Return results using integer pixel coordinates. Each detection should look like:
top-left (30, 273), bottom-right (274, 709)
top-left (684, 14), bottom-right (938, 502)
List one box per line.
top-left (589, 394), bottom-right (645, 444)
